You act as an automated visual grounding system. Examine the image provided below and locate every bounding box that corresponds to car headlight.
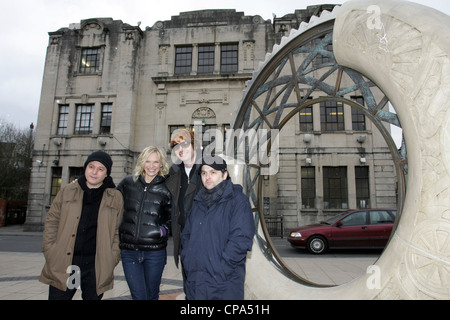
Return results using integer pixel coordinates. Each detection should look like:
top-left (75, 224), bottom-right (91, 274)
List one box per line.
top-left (290, 232), bottom-right (302, 237)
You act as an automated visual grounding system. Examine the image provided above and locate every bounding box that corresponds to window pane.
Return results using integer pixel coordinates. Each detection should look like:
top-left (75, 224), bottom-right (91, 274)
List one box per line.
top-left (301, 166), bottom-right (315, 208)
top-left (100, 103), bottom-right (112, 134)
top-left (369, 210), bottom-right (394, 224)
top-left (323, 166), bottom-right (348, 209)
top-left (175, 46), bottom-right (192, 74)
top-left (299, 105), bottom-right (313, 132)
top-left (355, 166), bottom-right (370, 208)
top-left (57, 105), bottom-right (69, 135)
top-left (351, 97), bottom-right (366, 131)
top-left (320, 101), bottom-right (344, 131)
top-left (50, 167), bottom-right (62, 204)
top-left (198, 45), bottom-right (215, 74)
top-left (220, 44), bottom-right (238, 73)
top-left (75, 104), bottom-right (94, 134)
top-left (80, 48), bottom-right (101, 74)
top-left (341, 211), bottom-right (366, 226)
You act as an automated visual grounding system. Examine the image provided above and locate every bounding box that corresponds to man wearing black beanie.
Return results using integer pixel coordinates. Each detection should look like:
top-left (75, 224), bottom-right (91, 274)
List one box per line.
top-left (40, 150), bottom-right (124, 300)
top-left (83, 150), bottom-right (113, 177)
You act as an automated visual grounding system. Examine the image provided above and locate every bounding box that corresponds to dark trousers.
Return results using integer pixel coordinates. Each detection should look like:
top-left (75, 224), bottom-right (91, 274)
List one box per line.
top-left (48, 265), bottom-right (103, 300)
top-left (121, 248), bottom-right (166, 300)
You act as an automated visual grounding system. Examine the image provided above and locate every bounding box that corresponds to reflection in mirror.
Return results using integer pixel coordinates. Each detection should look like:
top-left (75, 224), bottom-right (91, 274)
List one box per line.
top-left (260, 115), bottom-right (401, 285)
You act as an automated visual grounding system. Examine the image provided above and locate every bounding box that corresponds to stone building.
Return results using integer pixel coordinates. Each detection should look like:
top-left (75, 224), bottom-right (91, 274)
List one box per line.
top-left (24, 5), bottom-right (398, 232)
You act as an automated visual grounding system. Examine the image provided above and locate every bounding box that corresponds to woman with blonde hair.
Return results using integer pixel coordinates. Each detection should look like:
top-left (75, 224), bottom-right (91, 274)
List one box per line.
top-left (117, 146), bottom-right (172, 300)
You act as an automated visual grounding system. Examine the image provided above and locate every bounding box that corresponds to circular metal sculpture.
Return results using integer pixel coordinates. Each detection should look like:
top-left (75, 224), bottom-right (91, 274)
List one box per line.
top-left (231, 1), bottom-right (449, 299)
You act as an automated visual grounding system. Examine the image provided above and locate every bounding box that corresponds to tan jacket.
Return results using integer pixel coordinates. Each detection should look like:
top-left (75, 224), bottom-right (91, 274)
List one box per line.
top-left (39, 182), bottom-right (124, 295)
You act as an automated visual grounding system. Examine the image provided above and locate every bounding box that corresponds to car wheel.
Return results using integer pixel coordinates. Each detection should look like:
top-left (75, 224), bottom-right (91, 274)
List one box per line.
top-left (307, 236), bottom-right (327, 254)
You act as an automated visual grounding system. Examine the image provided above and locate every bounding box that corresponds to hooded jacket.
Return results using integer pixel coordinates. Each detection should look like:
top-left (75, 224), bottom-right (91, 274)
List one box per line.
top-left (180, 179), bottom-right (255, 300)
top-left (117, 174), bottom-right (172, 251)
top-left (39, 180), bottom-right (124, 295)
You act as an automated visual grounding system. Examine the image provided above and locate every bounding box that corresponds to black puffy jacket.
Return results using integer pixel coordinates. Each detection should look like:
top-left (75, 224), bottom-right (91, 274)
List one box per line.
top-left (117, 174), bottom-right (172, 251)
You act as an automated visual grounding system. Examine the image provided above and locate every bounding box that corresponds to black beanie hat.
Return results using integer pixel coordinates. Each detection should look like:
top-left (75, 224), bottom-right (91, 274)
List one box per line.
top-left (84, 150), bottom-right (113, 176)
top-left (201, 155), bottom-right (227, 172)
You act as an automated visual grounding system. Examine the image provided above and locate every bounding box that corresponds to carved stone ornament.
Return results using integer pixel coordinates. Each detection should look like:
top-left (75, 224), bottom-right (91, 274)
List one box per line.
top-left (192, 107), bottom-right (216, 119)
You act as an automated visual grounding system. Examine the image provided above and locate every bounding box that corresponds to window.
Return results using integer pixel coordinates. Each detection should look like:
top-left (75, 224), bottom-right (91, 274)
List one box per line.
top-left (299, 105), bottom-right (313, 132)
top-left (320, 101), bottom-right (344, 131)
top-left (351, 97), bottom-right (366, 131)
top-left (369, 210), bottom-right (395, 225)
top-left (323, 166), bottom-right (348, 209)
top-left (355, 166), bottom-right (370, 208)
top-left (175, 46), bottom-right (193, 75)
top-left (301, 167), bottom-right (316, 208)
top-left (79, 48), bottom-right (101, 74)
top-left (50, 167), bottom-right (62, 204)
top-left (100, 103), bottom-right (112, 134)
top-left (75, 104), bottom-right (94, 135)
top-left (69, 167), bottom-right (84, 184)
top-left (198, 45), bottom-right (215, 74)
top-left (352, 108), bottom-right (366, 131)
top-left (57, 105), bottom-right (69, 135)
top-left (220, 43), bottom-right (238, 73)
top-left (341, 210), bottom-right (367, 226)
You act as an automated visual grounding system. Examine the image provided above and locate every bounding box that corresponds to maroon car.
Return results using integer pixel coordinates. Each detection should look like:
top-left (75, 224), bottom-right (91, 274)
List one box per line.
top-left (287, 209), bottom-right (397, 254)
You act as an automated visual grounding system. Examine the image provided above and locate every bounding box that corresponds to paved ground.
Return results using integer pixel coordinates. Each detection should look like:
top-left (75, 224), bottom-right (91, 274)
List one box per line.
top-left (0, 225), bottom-right (381, 300)
top-left (270, 237), bottom-right (381, 286)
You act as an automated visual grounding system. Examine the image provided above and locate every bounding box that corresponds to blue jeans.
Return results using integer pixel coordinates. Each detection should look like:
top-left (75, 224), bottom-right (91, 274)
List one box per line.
top-left (121, 249), bottom-right (167, 300)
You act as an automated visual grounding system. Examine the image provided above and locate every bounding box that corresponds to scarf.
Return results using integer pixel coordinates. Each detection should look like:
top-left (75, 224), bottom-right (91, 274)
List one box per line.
top-left (202, 179), bottom-right (228, 208)
top-left (73, 175), bottom-right (115, 264)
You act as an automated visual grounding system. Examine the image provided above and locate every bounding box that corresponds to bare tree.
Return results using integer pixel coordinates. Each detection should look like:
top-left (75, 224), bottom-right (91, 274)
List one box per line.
top-left (0, 118), bottom-right (34, 201)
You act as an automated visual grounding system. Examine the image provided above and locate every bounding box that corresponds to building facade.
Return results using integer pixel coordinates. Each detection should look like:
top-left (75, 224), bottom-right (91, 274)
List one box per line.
top-left (24, 5), bottom-right (398, 232)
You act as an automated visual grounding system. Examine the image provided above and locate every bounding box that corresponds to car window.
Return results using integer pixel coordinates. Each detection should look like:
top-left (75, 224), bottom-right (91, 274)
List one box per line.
top-left (369, 210), bottom-right (394, 224)
top-left (341, 211), bottom-right (366, 226)
top-left (323, 212), bottom-right (347, 224)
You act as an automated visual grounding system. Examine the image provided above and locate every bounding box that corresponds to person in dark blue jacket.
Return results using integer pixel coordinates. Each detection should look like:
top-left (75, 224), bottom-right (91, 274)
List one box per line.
top-left (181, 155), bottom-right (255, 300)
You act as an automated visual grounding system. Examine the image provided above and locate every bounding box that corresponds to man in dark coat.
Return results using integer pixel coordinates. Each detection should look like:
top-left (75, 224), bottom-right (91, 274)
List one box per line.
top-left (165, 128), bottom-right (203, 269)
top-left (180, 155), bottom-right (255, 300)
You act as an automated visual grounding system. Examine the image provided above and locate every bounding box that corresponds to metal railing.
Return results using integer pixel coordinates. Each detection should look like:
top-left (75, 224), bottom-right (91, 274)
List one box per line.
top-left (264, 216), bottom-right (284, 238)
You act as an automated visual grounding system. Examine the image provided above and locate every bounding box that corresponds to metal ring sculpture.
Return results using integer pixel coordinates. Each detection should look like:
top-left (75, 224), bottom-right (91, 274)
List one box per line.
top-left (231, 1), bottom-right (449, 299)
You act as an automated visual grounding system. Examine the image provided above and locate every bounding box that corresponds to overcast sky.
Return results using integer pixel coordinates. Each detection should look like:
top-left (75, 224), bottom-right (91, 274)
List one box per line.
top-left (0, 0), bottom-right (449, 133)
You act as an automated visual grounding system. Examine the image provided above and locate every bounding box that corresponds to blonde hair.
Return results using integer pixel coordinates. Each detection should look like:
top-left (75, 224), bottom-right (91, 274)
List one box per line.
top-left (133, 146), bottom-right (170, 182)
